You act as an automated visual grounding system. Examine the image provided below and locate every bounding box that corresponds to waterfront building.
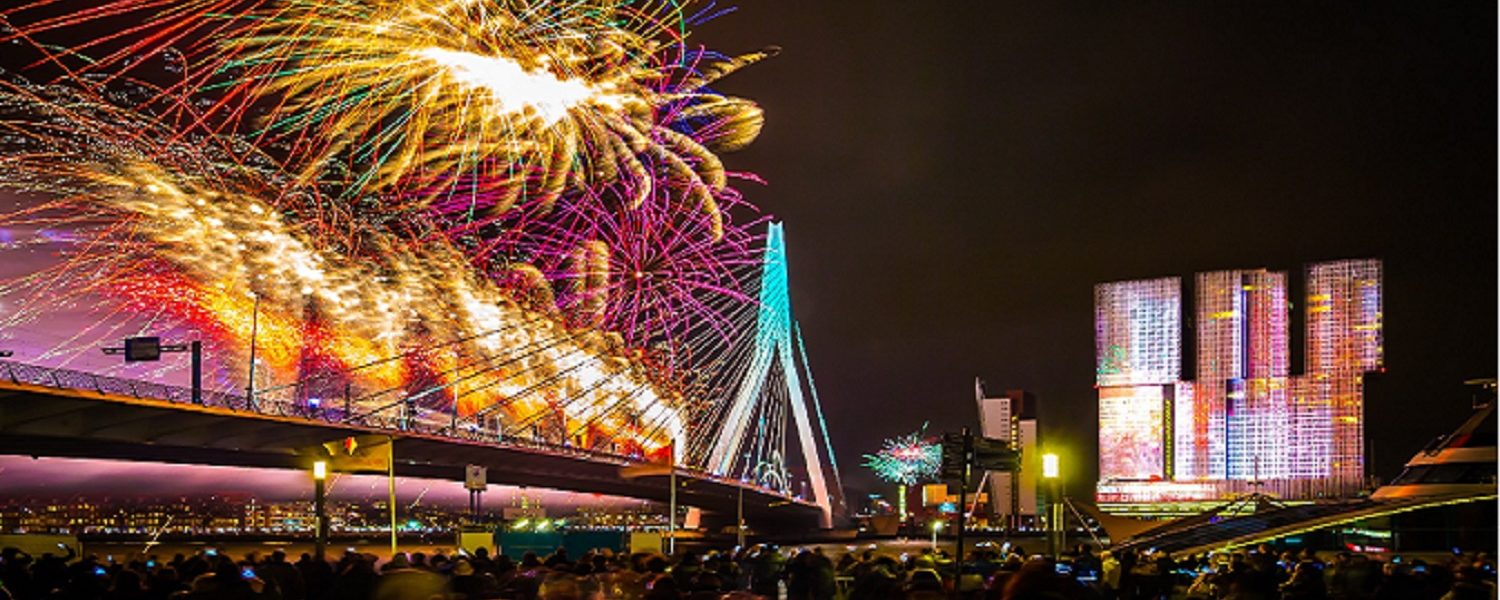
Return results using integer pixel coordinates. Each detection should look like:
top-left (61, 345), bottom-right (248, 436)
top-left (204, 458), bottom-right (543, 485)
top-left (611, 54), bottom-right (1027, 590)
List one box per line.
top-left (1095, 259), bottom-right (1383, 513)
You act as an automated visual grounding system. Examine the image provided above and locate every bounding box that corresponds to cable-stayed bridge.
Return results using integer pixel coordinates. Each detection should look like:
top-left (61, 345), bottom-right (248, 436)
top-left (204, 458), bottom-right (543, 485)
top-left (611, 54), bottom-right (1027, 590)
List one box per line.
top-left (0, 222), bottom-right (843, 529)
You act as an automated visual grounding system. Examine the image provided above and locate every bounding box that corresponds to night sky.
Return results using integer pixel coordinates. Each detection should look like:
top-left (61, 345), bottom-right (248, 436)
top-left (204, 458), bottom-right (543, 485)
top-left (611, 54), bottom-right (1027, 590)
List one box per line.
top-left (693, 3), bottom-right (1497, 495)
top-left (1, 3), bottom-right (1496, 501)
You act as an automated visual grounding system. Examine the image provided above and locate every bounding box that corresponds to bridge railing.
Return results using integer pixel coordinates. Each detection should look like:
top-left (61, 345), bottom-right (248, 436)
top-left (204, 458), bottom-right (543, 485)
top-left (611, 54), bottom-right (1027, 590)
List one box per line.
top-left (0, 360), bottom-right (249, 410)
top-left (0, 359), bottom-right (774, 492)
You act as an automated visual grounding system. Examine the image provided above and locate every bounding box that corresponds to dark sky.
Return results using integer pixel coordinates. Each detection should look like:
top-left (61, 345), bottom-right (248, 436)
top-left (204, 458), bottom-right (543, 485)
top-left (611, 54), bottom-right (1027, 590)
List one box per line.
top-left (694, 3), bottom-right (1497, 495)
top-left (0, 3), bottom-right (1496, 502)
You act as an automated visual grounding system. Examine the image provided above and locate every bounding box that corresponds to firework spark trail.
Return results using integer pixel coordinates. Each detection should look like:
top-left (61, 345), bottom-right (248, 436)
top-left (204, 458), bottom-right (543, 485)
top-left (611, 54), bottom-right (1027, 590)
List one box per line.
top-left (0, 0), bottom-right (776, 462)
top-left (5, 0), bottom-right (771, 236)
top-left (471, 184), bottom-right (766, 353)
top-left (0, 81), bottom-right (684, 454)
top-left (211, 0), bottom-right (771, 238)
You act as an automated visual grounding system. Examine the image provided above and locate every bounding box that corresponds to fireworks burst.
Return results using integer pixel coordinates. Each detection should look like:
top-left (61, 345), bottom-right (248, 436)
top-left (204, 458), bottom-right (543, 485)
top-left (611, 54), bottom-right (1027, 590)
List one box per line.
top-left (0, 75), bottom-right (683, 455)
top-left (0, 0), bottom-right (775, 459)
top-left (863, 424), bottom-right (941, 486)
top-left (225, 0), bottom-right (769, 237)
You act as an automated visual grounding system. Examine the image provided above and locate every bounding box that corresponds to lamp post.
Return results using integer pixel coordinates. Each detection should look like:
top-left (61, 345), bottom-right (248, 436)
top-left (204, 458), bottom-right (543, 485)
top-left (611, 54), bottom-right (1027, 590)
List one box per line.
top-left (1042, 453), bottom-right (1061, 559)
top-left (930, 519), bottom-right (943, 551)
top-left (313, 460), bottom-right (328, 560)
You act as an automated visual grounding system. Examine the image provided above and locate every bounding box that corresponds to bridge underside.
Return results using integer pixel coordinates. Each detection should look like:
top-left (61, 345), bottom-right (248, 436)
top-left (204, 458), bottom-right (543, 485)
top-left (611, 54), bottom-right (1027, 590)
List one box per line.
top-left (0, 382), bottom-right (823, 530)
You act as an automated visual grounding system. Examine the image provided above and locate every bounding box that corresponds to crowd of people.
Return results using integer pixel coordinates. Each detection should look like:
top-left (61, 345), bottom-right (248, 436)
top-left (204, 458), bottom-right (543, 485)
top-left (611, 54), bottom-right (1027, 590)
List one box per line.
top-left (0, 541), bottom-right (1494, 600)
top-left (1085, 543), bottom-right (1498, 600)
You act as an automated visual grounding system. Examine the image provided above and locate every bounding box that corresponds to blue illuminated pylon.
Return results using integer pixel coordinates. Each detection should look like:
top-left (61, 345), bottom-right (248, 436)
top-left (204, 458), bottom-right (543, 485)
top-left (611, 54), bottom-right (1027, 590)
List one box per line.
top-left (706, 222), bottom-right (840, 527)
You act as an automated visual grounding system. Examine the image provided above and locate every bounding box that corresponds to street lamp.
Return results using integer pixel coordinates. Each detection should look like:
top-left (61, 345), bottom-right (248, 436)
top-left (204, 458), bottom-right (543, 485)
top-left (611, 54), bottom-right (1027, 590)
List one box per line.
top-left (1041, 453), bottom-right (1062, 558)
top-left (313, 460), bottom-right (328, 560)
top-left (930, 519), bottom-right (943, 551)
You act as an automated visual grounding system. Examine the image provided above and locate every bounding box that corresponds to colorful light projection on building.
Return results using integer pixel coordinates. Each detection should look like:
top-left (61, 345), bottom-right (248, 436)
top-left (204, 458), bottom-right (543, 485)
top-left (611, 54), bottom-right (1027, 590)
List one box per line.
top-left (1094, 278), bottom-right (1181, 388)
top-left (1098, 385), bottom-right (1168, 481)
top-left (1094, 260), bottom-right (1383, 506)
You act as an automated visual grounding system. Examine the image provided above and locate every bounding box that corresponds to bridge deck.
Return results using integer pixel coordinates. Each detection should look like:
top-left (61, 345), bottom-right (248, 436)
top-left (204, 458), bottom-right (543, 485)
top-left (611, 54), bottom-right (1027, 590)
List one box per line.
top-left (0, 361), bottom-right (822, 528)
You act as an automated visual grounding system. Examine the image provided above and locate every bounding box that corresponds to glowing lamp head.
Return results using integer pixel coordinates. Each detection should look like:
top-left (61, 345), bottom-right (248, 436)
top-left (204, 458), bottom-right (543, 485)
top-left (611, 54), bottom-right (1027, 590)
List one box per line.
top-left (313, 460), bottom-right (328, 481)
top-left (1042, 453), bottom-right (1060, 479)
top-left (931, 520), bottom-right (943, 531)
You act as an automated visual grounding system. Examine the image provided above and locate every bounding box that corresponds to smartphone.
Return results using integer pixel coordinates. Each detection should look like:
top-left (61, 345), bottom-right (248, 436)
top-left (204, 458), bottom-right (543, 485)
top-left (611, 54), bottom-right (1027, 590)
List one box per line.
top-left (205, 548), bottom-right (217, 557)
top-left (1055, 563), bottom-right (1073, 575)
top-left (93, 566), bottom-right (106, 576)
top-left (241, 567), bottom-right (255, 580)
top-left (147, 560), bottom-right (157, 568)
top-left (1412, 565), bottom-right (1427, 574)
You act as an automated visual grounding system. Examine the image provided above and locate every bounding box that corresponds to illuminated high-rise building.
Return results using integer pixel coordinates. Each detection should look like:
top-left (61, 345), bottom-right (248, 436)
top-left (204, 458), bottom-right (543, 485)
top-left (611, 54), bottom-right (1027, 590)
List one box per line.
top-left (1192, 269), bottom-right (1290, 481)
top-left (1094, 260), bottom-right (1383, 511)
top-left (1094, 278), bottom-right (1180, 485)
top-left (1305, 259), bottom-right (1384, 488)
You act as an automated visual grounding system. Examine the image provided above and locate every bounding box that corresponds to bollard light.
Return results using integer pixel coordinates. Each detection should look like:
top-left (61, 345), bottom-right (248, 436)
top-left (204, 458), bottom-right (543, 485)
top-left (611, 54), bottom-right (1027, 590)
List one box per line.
top-left (313, 460), bottom-right (328, 481)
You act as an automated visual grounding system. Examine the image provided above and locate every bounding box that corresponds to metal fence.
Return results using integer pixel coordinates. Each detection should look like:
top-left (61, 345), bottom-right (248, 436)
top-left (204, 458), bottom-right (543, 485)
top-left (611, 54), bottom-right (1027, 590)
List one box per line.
top-left (0, 359), bottom-right (777, 496)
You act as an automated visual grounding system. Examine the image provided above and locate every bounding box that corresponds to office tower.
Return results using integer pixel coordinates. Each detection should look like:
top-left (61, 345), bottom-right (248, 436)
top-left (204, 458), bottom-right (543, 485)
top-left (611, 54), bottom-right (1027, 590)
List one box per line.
top-left (1194, 269), bottom-right (1289, 480)
top-left (1305, 259), bottom-right (1384, 488)
top-left (1094, 278), bottom-right (1180, 484)
top-left (1095, 260), bottom-right (1383, 510)
top-left (975, 381), bottom-right (1039, 527)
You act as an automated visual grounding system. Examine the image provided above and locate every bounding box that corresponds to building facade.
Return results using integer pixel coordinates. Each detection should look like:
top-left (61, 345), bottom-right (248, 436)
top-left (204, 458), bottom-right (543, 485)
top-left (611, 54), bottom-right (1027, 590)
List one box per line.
top-left (1095, 259), bottom-right (1383, 511)
top-left (975, 381), bottom-right (1039, 527)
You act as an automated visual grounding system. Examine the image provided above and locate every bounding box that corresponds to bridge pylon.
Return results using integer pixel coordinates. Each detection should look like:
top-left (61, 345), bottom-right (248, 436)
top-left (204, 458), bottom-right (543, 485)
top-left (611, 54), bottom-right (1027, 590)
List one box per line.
top-left (705, 222), bottom-right (843, 527)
